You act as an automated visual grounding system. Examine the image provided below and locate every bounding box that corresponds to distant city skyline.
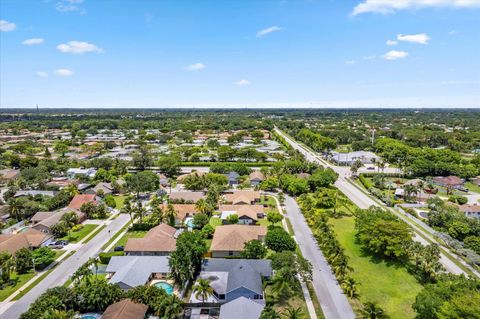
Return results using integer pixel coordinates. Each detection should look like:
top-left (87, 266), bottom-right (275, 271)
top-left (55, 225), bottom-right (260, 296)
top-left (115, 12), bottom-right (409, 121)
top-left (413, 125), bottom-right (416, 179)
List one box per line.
top-left (1, 0), bottom-right (479, 108)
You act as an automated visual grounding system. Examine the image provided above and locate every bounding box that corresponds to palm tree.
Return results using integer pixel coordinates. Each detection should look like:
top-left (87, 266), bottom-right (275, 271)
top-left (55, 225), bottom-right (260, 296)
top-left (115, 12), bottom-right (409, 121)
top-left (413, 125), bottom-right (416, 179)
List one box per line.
top-left (160, 295), bottom-right (183, 319)
top-left (61, 211), bottom-right (79, 240)
top-left (121, 196), bottom-right (134, 224)
top-left (0, 252), bottom-right (13, 284)
top-left (134, 201), bottom-right (146, 223)
top-left (193, 278), bottom-right (213, 302)
top-left (341, 276), bottom-right (359, 299)
top-left (282, 306), bottom-right (305, 319)
top-left (8, 199), bottom-right (21, 220)
top-left (195, 199), bottom-right (212, 216)
top-left (361, 302), bottom-right (388, 319)
top-left (64, 184), bottom-right (79, 198)
top-left (166, 203), bottom-right (177, 226)
top-left (403, 184), bottom-right (418, 203)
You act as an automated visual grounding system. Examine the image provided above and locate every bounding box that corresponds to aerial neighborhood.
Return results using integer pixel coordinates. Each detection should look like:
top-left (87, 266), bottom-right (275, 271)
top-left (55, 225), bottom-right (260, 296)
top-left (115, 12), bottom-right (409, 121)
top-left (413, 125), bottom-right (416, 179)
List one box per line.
top-left (0, 110), bottom-right (479, 319)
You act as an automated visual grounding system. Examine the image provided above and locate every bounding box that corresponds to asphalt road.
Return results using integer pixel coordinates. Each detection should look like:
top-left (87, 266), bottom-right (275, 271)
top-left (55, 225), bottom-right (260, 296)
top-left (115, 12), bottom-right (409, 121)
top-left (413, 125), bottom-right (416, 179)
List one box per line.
top-left (274, 128), bottom-right (475, 277)
top-left (284, 194), bottom-right (356, 319)
top-left (0, 214), bottom-right (130, 319)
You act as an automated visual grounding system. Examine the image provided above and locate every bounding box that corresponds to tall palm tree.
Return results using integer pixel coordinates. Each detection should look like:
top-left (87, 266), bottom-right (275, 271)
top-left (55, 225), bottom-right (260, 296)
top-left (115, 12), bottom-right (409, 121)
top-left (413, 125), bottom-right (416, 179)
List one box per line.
top-left (8, 199), bottom-right (21, 220)
top-left (341, 276), bottom-right (359, 299)
top-left (166, 203), bottom-right (177, 226)
top-left (121, 196), bottom-right (134, 224)
top-left (282, 307), bottom-right (305, 319)
top-left (193, 278), bottom-right (213, 302)
top-left (195, 199), bottom-right (212, 216)
top-left (160, 295), bottom-right (183, 319)
top-left (361, 302), bottom-right (388, 319)
top-left (64, 184), bottom-right (79, 198)
top-left (0, 252), bottom-right (13, 284)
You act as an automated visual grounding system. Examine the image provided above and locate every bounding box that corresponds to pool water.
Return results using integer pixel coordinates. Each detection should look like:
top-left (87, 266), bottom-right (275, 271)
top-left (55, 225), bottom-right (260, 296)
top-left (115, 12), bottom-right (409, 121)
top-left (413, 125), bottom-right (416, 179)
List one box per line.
top-left (82, 315), bottom-right (100, 319)
top-left (155, 281), bottom-right (174, 295)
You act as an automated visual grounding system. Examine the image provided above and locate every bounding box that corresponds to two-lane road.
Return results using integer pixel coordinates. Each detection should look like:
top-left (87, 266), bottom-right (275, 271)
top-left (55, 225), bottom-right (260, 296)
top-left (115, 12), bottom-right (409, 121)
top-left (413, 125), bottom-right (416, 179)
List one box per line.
top-left (283, 194), bottom-right (356, 319)
top-left (0, 214), bottom-right (130, 319)
top-left (274, 127), bottom-right (474, 277)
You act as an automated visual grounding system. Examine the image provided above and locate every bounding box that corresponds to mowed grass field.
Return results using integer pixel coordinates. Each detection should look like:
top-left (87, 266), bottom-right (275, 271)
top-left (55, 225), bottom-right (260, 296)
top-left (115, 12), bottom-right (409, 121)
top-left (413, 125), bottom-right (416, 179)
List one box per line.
top-left (330, 216), bottom-right (422, 319)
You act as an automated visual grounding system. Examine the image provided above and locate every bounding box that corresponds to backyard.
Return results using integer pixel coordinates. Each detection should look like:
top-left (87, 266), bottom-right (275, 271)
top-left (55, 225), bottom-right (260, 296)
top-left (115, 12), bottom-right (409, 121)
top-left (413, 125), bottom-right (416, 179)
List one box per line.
top-left (330, 216), bottom-right (423, 319)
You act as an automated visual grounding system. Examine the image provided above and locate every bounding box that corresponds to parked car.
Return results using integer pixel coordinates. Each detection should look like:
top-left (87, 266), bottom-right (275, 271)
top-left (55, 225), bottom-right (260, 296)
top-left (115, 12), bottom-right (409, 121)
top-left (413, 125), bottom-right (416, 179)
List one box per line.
top-left (367, 166), bottom-right (375, 170)
top-left (56, 240), bottom-right (69, 246)
top-left (114, 246), bottom-right (124, 252)
top-left (48, 242), bottom-right (64, 249)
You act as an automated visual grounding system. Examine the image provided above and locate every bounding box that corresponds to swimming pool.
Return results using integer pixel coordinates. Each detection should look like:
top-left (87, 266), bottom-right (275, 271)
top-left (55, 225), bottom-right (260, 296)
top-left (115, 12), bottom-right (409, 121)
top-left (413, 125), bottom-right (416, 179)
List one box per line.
top-left (155, 281), bottom-right (174, 295)
top-left (81, 314), bottom-right (101, 319)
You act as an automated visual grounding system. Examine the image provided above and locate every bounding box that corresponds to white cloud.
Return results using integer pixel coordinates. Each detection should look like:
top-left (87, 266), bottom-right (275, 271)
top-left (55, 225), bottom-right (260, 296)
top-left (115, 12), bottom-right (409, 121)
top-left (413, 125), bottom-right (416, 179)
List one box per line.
top-left (36, 71), bottom-right (48, 78)
top-left (185, 63), bottom-right (206, 71)
top-left (386, 40), bottom-right (398, 46)
top-left (0, 20), bottom-right (16, 32)
top-left (22, 38), bottom-right (45, 45)
top-left (55, 0), bottom-right (85, 12)
top-left (57, 41), bottom-right (103, 54)
top-left (54, 69), bottom-right (74, 76)
top-left (256, 26), bottom-right (284, 37)
top-left (449, 30), bottom-right (457, 35)
top-left (397, 33), bottom-right (430, 44)
top-left (235, 79), bottom-right (251, 86)
top-left (382, 50), bottom-right (409, 60)
top-left (345, 60), bottom-right (356, 65)
top-left (352, 0), bottom-right (480, 15)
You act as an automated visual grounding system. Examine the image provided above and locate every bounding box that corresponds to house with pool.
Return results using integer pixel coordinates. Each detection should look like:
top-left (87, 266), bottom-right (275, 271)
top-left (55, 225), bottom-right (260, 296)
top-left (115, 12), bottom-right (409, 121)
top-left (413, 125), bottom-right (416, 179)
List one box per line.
top-left (105, 255), bottom-right (174, 293)
top-left (190, 258), bottom-right (272, 304)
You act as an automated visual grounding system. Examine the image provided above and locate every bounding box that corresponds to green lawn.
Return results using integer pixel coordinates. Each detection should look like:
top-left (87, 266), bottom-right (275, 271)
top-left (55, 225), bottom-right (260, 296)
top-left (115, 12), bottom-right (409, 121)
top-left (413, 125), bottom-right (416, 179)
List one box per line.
top-left (116, 230), bottom-right (147, 247)
top-left (257, 218), bottom-right (281, 228)
top-left (466, 182), bottom-right (480, 194)
top-left (330, 216), bottom-right (422, 319)
top-left (114, 195), bottom-right (127, 209)
top-left (60, 224), bottom-right (97, 243)
top-left (209, 217), bottom-right (222, 228)
top-left (0, 271), bottom-right (36, 301)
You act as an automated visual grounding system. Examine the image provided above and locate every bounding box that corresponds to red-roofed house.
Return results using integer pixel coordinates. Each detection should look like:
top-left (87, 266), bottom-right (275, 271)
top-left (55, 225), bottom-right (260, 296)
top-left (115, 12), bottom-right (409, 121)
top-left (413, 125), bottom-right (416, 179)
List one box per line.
top-left (68, 194), bottom-right (98, 210)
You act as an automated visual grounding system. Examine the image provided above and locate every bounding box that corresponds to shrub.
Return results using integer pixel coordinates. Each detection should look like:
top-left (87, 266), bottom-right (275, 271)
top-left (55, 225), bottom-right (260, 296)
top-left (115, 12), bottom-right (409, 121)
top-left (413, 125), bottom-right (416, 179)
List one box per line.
top-left (448, 195), bottom-right (468, 205)
top-left (265, 227), bottom-right (296, 252)
top-left (71, 224), bottom-right (84, 232)
top-left (104, 194), bottom-right (116, 208)
top-left (98, 251), bottom-right (124, 264)
top-left (359, 174), bottom-right (373, 189)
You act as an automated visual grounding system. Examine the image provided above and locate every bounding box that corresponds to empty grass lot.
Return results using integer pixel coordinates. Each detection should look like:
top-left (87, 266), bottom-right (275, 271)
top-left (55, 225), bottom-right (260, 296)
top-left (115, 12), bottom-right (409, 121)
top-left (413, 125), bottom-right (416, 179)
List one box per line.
top-left (329, 216), bottom-right (422, 319)
top-left (114, 195), bottom-right (127, 209)
top-left (60, 224), bottom-right (97, 243)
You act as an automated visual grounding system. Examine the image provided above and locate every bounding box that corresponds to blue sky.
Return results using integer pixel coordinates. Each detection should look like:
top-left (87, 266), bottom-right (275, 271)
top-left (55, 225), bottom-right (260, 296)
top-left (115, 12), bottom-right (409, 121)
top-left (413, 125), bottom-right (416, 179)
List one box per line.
top-left (1, 0), bottom-right (479, 108)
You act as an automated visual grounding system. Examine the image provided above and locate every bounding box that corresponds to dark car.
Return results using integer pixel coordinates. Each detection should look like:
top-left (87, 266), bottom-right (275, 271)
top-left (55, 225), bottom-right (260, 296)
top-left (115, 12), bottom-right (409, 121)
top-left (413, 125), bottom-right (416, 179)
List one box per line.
top-left (56, 240), bottom-right (69, 246)
top-left (114, 246), bottom-right (124, 252)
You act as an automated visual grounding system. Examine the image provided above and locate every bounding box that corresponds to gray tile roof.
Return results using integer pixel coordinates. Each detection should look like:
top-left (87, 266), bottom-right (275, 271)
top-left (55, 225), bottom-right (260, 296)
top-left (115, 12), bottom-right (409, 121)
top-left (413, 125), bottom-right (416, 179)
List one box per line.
top-left (219, 297), bottom-right (264, 319)
top-left (200, 259), bottom-right (272, 296)
top-left (106, 256), bottom-right (170, 289)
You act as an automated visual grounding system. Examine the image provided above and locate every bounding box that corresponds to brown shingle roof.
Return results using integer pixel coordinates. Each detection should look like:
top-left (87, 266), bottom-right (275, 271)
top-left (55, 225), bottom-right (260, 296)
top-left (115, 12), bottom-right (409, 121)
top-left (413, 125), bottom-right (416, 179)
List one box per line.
top-left (68, 194), bottom-right (97, 210)
top-left (160, 204), bottom-right (199, 221)
top-left (211, 225), bottom-right (267, 252)
top-left (459, 204), bottom-right (480, 213)
top-left (124, 223), bottom-right (177, 253)
top-left (219, 205), bottom-right (265, 221)
top-left (433, 176), bottom-right (464, 186)
top-left (224, 191), bottom-right (260, 205)
top-left (0, 228), bottom-right (52, 255)
top-left (249, 171), bottom-right (265, 181)
top-left (0, 169), bottom-right (20, 180)
top-left (101, 299), bottom-right (148, 319)
top-left (169, 191), bottom-right (205, 203)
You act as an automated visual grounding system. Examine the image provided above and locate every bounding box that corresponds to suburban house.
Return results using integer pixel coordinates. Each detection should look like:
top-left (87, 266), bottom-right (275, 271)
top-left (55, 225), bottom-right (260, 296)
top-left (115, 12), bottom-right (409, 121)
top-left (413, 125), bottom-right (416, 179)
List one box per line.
top-left (46, 177), bottom-right (79, 189)
top-left (176, 171), bottom-right (206, 183)
top-left (88, 182), bottom-right (114, 195)
top-left (219, 297), bottom-right (265, 319)
top-left (168, 191), bottom-right (205, 203)
top-left (210, 225), bottom-right (267, 257)
top-left (105, 256), bottom-right (170, 289)
top-left (0, 169), bottom-right (20, 183)
top-left (224, 191), bottom-right (261, 205)
top-left (226, 171), bottom-right (240, 186)
top-left (330, 151), bottom-right (380, 165)
top-left (195, 258), bottom-right (272, 303)
top-left (68, 194), bottom-right (98, 210)
top-left (101, 298), bottom-right (148, 319)
top-left (459, 204), bottom-right (480, 219)
top-left (160, 204), bottom-right (199, 225)
top-left (124, 223), bottom-right (178, 256)
top-left (219, 205), bottom-right (265, 225)
top-left (249, 171), bottom-right (265, 186)
top-left (66, 167), bottom-right (97, 179)
top-left (31, 208), bottom-right (87, 234)
top-left (0, 228), bottom-right (53, 254)
top-left (432, 176), bottom-right (465, 190)
top-left (14, 190), bottom-right (57, 198)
